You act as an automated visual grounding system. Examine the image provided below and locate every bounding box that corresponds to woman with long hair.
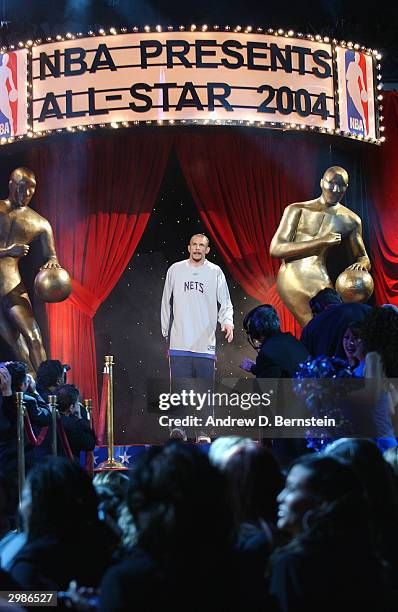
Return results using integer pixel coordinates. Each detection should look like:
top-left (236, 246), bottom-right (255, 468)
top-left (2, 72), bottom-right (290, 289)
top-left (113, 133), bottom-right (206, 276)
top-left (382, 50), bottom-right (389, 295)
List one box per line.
top-left (342, 321), bottom-right (365, 371)
top-left (269, 454), bottom-right (394, 611)
top-left (9, 457), bottom-right (114, 590)
top-left (100, 442), bottom-right (242, 611)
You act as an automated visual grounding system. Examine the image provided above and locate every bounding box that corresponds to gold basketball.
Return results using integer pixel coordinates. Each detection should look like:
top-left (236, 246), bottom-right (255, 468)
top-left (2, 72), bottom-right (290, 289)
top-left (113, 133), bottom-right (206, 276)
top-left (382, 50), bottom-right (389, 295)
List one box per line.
top-left (335, 269), bottom-right (374, 303)
top-left (34, 268), bottom-right (72, 303)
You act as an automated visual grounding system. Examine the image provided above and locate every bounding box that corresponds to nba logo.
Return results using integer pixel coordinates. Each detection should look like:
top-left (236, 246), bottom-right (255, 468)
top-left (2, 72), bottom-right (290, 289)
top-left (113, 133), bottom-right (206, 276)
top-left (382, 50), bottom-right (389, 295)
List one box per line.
top-left (0, 52), bottom-right (19, 136)
top-left (345, 50), bottom-right (369, 137)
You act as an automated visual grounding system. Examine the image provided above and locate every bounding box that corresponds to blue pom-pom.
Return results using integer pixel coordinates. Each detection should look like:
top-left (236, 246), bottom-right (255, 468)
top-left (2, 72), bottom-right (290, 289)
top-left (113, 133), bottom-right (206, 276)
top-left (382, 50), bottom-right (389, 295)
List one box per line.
top-left (293, 356), bottom-right (354, 452)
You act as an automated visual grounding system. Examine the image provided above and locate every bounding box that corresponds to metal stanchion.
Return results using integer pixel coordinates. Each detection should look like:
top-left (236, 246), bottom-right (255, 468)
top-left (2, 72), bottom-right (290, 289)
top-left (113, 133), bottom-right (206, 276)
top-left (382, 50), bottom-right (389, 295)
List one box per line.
top-left (84, 398), bottom-right (93, 428)
top-left (97, 356), bottom-right (125, 470)
top-left (48, 395), bottom-right (58, 456)
top-left (16, 392), bottom-right (25, 506)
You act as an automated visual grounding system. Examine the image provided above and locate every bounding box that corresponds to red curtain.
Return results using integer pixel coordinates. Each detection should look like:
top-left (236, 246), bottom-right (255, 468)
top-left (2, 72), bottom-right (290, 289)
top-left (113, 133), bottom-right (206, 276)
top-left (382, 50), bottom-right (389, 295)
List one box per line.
top-left (176, 132), bottom-right (321, 336)
top-left (28, 132), bottom-right (172, 424)
top-left (365, 92), bottom-right (398, 306)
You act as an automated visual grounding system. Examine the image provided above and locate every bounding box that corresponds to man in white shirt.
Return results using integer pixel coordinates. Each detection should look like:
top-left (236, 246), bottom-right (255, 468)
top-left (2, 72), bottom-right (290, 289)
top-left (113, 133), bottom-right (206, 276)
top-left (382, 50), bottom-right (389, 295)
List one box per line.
top-left (161, 234), bottom-right (234, 383)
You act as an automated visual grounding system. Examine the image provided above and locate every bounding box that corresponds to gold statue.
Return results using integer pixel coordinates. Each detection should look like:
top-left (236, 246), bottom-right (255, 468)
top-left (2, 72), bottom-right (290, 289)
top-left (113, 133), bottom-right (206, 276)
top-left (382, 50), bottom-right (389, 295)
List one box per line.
top-left (270, 166), bottom-right (371, 326)
top-left (0, 167), bottom-right (64, 372)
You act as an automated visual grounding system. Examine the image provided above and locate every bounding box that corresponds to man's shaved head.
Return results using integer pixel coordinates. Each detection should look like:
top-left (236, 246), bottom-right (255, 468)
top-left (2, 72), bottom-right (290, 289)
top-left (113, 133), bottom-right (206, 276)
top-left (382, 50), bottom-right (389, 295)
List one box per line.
top-left (190, 233), bottom-right (209, 246)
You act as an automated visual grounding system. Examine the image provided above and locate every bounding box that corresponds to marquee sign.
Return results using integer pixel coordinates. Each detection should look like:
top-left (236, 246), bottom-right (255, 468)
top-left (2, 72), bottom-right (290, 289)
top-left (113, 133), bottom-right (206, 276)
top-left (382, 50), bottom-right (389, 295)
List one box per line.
top-left (1, 27), bottom-right (383, 144)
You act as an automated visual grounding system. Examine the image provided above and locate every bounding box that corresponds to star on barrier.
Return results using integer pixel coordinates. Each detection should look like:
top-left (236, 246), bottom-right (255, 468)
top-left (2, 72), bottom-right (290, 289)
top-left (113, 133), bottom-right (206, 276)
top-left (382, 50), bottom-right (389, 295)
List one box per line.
top-left (119, 450), bottom-right (131, 465)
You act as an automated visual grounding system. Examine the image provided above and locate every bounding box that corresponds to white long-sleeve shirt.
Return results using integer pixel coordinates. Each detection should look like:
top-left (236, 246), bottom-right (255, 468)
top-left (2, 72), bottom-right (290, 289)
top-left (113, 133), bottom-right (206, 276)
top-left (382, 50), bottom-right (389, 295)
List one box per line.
top-left (161, 259), bottom-right (234, 359)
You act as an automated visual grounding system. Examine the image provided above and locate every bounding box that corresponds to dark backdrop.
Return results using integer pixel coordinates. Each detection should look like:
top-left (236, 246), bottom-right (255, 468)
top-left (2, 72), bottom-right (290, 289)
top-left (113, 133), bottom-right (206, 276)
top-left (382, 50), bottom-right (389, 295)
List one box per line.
top-left (93, 151), bottom-right (260, 443)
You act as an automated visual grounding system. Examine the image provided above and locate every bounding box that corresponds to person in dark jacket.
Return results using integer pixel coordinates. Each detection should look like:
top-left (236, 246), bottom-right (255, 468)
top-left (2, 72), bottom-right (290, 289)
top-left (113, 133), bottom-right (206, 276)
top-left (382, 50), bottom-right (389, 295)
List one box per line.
top-left (0, 363), bottom-right (51, 473)
top-left (36, 359), bottom-right (66, 403)
top-left (240, 305), bottom-right (310, 467)
top-left (9, 457), bottom-right (114, 591)
top-left (240, 304), bottom-right (309, 378)
top-left (300, 288), bottom-right (372, 359)
top-left (55, 384), bottom-right (96, 459)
